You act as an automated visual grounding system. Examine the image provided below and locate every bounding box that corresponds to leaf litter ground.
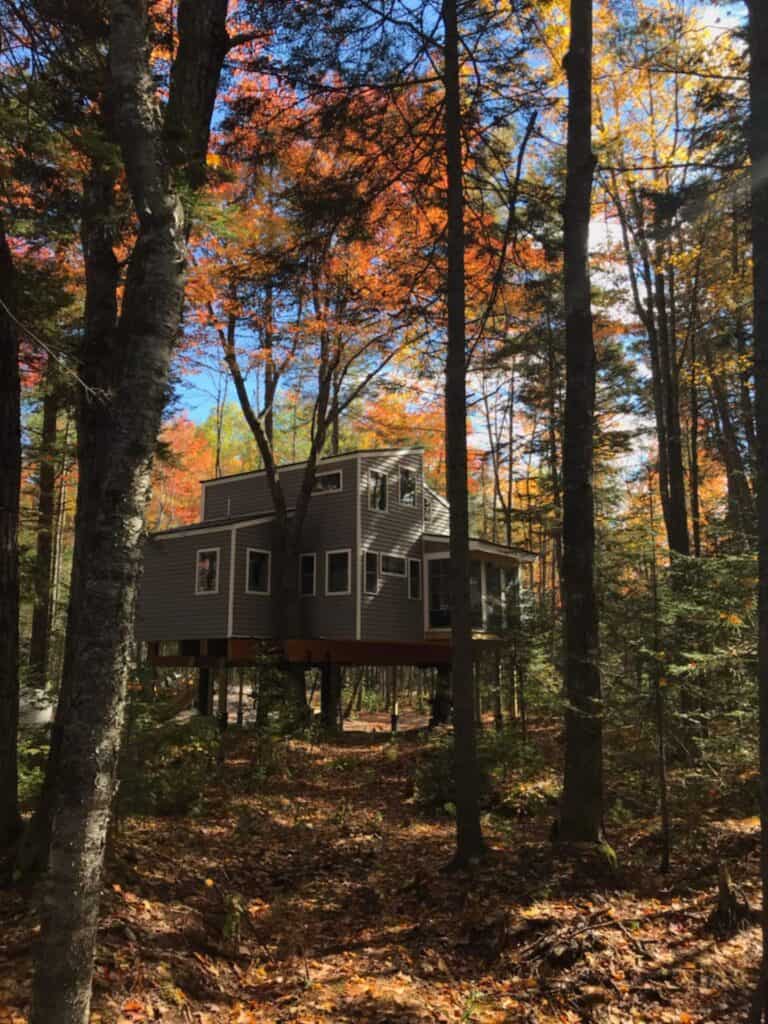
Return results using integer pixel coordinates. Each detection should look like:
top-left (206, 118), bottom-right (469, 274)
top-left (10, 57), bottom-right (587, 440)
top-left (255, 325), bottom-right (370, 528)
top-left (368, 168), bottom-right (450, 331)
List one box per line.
top-left (0, 717), bottom-right (762, 1023)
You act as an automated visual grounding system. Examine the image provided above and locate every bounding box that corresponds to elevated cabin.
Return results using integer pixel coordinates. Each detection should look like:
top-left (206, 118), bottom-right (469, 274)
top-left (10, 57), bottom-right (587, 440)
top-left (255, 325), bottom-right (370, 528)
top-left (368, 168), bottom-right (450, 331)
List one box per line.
top-left (136, 447), bottom-right (535, 669)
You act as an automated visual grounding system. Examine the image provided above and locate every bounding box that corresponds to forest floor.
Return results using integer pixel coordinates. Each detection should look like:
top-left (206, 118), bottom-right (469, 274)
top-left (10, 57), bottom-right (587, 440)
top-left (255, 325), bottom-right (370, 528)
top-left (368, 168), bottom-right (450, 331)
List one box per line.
top-left (0, 715), bottom-right (762, 1024)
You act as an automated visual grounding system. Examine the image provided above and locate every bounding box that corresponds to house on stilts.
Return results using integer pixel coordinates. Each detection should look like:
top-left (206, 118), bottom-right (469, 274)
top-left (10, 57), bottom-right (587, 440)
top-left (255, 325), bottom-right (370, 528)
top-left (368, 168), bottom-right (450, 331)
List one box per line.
top-left (136, 447), bottom-right (535, 703)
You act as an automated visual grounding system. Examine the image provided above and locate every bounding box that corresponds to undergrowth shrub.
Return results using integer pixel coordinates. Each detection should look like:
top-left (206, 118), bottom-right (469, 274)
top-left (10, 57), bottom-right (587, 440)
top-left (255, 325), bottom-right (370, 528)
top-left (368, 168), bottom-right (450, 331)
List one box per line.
top-left (413, 728), bottom-right (548, 815)
top-left (119, 701), bottom-right (219, 817)
top-left (18, 725), bottom-right (50, 807)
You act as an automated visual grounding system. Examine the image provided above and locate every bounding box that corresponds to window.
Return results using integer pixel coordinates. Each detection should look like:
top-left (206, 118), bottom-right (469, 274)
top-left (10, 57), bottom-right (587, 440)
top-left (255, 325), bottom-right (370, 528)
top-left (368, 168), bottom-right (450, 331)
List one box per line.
top-left (196, 548), bottom-right (220, 594)
top-left (424, 496), bottom-right (432, 524)
top-left (399, 466), bottom-right (416, 506)
top-left (486, 563), bottom-right (503, 633)
top-left (326, 549), bottom-right (351, 595)
top-left (381, 554), bottom-right (406, 576)
top-left (428, 558), bottom-right (450, 629)
top-left (246, 549), bottom-right (270, 594)
top-left (408, 558), bottom-right (421, 600)
top-left (369, 469), bottom-right (387, 511)
top-left (470, 562), bottom-right (483, 630)
top-left (313, 470), bottom-right (342, 494)
top-left (299, 553), bottom-right (316, 597)
top-left (364, 551), bottom-right (378, 595)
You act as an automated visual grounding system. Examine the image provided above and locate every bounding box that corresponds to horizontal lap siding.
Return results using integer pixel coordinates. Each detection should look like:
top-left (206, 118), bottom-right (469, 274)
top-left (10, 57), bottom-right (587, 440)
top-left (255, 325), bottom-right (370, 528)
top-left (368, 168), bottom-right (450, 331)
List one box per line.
top-left (232, 522), bottom-right (275, 637)
top-left (136, 529), bottom-right (231, 641)
top-left (361, 452), bottom-right (424, 642)
top-left (427, 500), bottom-right (450, 535)
top-left (202, 460), bottom-right (355, 521)
top-left (298, 459), bottom-right (357, 639)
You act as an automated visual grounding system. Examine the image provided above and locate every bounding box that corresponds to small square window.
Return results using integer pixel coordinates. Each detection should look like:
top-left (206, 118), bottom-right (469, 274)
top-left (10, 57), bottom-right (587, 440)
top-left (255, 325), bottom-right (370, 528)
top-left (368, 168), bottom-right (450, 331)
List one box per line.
top-left (364, 551), bottom-right (378, 595)
top-left (369, 470), bottom-right (387, 511)
top-left (313, 470), bottom-right (342, 493)
top-left (299, 553), bottom-right (316, 596)
top-left (326, 550), bottom-right (351, 595)
top-left (246, 549), bottom-right (270, 594)
top-left (381, 554), bottom-right (406, 576)
top-left (408, 558), bottom-right (421, 600)
top-left (196, 548), bottom-right (219, 594)
top-left (399, 467), bottom-right (416, 506)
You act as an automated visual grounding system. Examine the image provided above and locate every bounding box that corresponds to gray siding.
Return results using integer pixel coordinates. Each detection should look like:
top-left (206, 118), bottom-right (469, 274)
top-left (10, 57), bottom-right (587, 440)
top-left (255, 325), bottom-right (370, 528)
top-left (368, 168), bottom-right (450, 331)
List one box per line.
top-left (425, 489), bottom-right (450, 535)
top-left (136, 527), bottom-right (232, 641)
top-left (297, 458), bottom-right (357, 639)
top-left (232, 521), bottom-right (276, 637)
top-left (229, 460), bottom-right (358, 640)
top-left (202, 457), bottom-right (356, 520)
top-left (360, 451), bottom-right (424, 642)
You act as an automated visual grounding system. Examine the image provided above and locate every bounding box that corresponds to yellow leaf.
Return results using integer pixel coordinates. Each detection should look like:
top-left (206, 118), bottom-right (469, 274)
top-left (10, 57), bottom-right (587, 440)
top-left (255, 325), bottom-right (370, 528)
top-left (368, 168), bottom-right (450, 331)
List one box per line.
top-left (204, 878), bottom-right (215, 888)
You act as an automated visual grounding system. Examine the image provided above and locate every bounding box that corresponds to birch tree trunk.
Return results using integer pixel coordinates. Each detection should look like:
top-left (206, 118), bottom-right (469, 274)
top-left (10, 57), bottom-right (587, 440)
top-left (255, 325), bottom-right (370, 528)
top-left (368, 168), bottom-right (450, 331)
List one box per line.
top-left (443, 0), bottom-right (485, 867)
top-left (558, 0), bottom-right (604, 844)
top-left (29, 3), bottom-right (229, 1021)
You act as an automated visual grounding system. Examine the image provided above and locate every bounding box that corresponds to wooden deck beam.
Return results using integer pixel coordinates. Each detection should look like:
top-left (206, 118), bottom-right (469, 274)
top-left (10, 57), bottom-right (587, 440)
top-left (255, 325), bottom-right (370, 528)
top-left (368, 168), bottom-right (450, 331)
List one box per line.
top-left (146, 635), bottom-right (502, 668)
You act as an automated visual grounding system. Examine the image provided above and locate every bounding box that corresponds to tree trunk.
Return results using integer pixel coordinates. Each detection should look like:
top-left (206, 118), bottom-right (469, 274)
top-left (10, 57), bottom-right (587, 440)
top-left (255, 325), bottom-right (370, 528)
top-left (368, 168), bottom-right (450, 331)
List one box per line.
top-left (0, 221), bottom-right (22, 849)
top-left (29, 4), bottom-right (229, 1022)
top-left (28, 361), bottom-right (60, 688)
top-left (748, 4), bottom-right (768, 1018)
top-left (558, 0), bottom-right (604, 844)
top-left (689, 339), bottom-right (702, 558)
top-left (443, 0), bottom-right (485, 867)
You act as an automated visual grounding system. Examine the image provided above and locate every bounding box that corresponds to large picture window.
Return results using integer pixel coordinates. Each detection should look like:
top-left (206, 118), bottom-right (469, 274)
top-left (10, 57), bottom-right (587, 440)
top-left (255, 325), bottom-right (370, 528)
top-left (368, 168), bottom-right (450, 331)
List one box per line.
top-left (399, 466), bottom-right (416, 506)
top-left (428, 558), bottom-right (450, 628)
top-left (326, 549), bottom-right (351, 595)
top-left (195, 548), bottom-right (220, 594)
top-left (246, 549), bottom-right (270, 594)
top-left (299, 553), bottom-right (316, 597)
top-left (369, 469), bottom-right (387, 511)
top-left (364, 551), bottom-right (378, 595)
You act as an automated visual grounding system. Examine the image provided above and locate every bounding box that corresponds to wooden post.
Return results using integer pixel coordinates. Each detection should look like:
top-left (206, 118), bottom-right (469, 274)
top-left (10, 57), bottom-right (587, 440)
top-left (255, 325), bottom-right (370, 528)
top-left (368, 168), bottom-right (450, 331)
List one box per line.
top-left (236, 668), bottom-right (244, 726)
top-left (390, 666), bottom-right (399, 734)
top-left (197, 667), bottom-right (212, 716)
top-left (430, 665), bottom-right (452, 728)
top-left (320, 662), bottom-right (342, 732)
top-left (218, 668), bottom-right (229, 730)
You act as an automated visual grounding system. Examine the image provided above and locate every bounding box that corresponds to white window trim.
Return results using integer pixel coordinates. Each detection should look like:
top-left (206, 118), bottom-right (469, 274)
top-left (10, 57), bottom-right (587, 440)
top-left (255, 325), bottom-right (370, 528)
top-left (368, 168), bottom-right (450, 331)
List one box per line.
top-left (312, 469), bottom-right (343, 495)
top-left (245, 548), bottom-right (271, 595)
top-left (381, 553), bottom-right (407, 577)
top-left (299, 552), bottom-right (317, 597)
top-left (195, 546), bottom-right (221, 596)
top-left (408, 558), bottom-right (421, 600)
top-left (325, 548), bottom-right (352, 596)
top-left (369, 469), bottom-right (388, 512)
top-left (399, 466), bottom-right (417, 506)
top-left (363, 550), bottom-right (379, 595)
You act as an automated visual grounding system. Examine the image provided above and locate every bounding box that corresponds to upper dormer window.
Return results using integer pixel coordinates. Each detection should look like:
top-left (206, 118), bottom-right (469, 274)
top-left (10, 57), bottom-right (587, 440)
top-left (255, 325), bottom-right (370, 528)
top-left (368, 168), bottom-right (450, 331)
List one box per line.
top-left (369, 469), bottom-right (387, 511)
top-left (399, 467), bottom-right (416, 506)
top-left (313, 470), bottom-right (342, 493)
